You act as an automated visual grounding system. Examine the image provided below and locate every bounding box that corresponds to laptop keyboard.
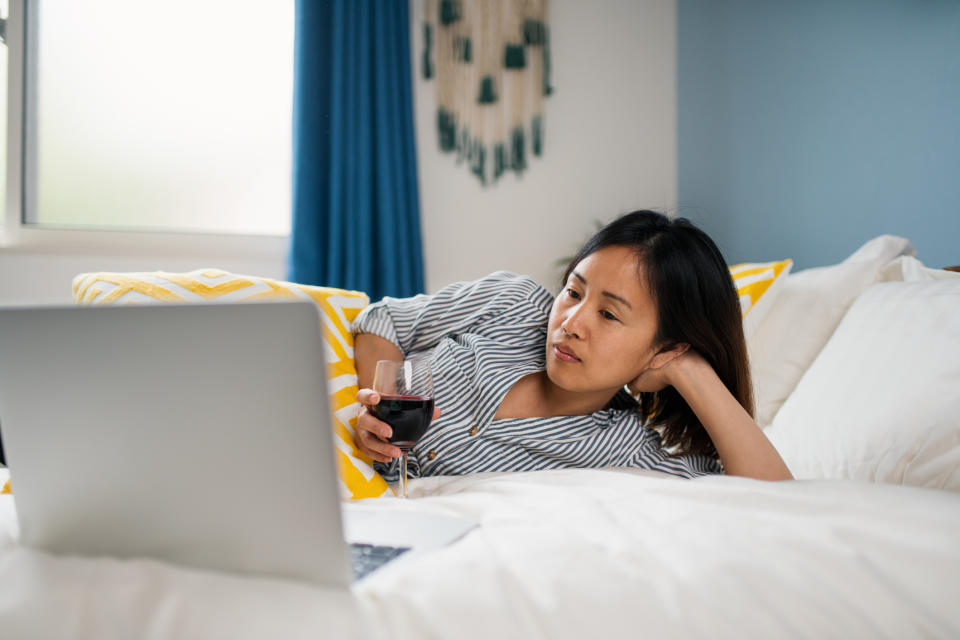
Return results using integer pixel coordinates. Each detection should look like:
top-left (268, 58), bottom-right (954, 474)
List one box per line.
top-left (349, 543), bottom-right (411, 580)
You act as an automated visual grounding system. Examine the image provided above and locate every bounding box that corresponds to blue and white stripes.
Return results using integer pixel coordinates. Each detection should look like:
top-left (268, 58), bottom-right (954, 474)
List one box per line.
top-left (353, 271), bottom-right (722, 481)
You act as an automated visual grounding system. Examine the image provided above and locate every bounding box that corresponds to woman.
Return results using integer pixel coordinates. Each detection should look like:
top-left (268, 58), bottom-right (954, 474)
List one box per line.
top-left (353, 210), bottom-right (792, 482)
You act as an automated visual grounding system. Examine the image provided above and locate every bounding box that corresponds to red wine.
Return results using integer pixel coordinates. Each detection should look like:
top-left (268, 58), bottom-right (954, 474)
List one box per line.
top-left (370, 394), bottom-right (435, 451)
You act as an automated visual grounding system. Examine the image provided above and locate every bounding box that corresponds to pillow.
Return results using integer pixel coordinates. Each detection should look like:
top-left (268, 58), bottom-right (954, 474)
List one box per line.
top-left (877, 255), bottom-right (960, 284)
top-left (1, 479), bottom-right (9, 495)
top-left (747, 235), bottom-right (914, 427)
top-left (729, 259), bottom-right (793, 339)
top-left (72, 269), bottom-right (394, 500)
top-left (764, 280), bottom-right (960, 491)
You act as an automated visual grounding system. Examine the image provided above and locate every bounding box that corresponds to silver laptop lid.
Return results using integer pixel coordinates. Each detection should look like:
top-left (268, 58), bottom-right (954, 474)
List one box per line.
top-left (0, 301), bottom-right (350, 588)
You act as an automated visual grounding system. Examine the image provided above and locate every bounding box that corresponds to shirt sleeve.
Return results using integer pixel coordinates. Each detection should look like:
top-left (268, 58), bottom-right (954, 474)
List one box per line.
top-left (633, 426), bottom-right (724, 478)
top-left (352, 271), bottom-right (553, 355)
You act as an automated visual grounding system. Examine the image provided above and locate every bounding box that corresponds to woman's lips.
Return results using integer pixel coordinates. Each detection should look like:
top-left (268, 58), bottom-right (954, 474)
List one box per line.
top-left (553, 344), bottom-right (581, 362)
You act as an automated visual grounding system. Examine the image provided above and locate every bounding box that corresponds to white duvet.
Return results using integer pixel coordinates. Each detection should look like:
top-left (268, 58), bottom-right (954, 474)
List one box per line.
top-left (2, 468), bottom-right (959, 639)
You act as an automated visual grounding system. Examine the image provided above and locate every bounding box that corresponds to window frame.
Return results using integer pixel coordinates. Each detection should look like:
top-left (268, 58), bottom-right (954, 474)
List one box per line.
top-left (0, 0), bottom-right (289, 262)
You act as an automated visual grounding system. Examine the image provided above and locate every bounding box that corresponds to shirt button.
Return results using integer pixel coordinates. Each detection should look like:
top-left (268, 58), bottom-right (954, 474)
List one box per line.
top-left (427, 450), bottom-right (437, 460)
top-left (468, 426), bottom-right (479, 436)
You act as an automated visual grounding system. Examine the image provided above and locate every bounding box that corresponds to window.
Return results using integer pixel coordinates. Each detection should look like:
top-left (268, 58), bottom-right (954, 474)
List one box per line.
top-left (9, 0), bottom-right (293, 239)
top-left (0, 0), bottom-right (9, 227)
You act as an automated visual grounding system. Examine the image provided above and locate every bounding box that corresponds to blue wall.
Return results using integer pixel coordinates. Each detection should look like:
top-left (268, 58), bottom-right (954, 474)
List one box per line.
top-left (678, 0), bottom-right (960, 270)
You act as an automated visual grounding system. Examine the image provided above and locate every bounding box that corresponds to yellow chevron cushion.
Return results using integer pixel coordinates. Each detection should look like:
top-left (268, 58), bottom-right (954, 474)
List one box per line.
top-left (729, 259), bottom-right (793, 339)
top-left (72, 269), bottom-right (394, 500)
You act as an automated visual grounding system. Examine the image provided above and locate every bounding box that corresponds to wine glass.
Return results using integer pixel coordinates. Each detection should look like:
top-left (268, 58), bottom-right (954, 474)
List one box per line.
top-left (370, 358), bottom-right (435, 498)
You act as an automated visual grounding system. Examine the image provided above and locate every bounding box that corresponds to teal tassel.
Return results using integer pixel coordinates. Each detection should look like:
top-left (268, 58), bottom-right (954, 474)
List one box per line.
top-left (456, 127), bottom-right (469, 164)
top-left (532, 116), bottom-right (543, 156)
top-left (494, 143), bottom-right (507, 180)
top-left (477, 76), bottom-right (497, 104)
top-left (472, 141), bottom-right (486, 185)
top-left (437, 108), bottom-right (456, 152)
top-left (510, 127), bottom-right (526, 172)
top-left (440, 0), bottom-right (461, 25)
top-left (523, 19), bottom-right (545, 46)
top-left (422, 24), bottom-right (434, 79)
top-left (542, 27), bottom-right (554, 96)
top-left (503, 44), bottom-right (527, 69)
top-left (454, 36), bottom-right (473, 63)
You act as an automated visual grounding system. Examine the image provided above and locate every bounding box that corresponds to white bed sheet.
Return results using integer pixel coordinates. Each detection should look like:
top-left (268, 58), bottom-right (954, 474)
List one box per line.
top-left (1, 467), bottom-right (959, 639)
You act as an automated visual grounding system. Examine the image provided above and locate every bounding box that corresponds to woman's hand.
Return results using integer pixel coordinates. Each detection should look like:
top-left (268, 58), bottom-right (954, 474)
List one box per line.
top-left (628, 344), bottom-right (697, 395)
top-left (354, 388), bottom-right (442, 463)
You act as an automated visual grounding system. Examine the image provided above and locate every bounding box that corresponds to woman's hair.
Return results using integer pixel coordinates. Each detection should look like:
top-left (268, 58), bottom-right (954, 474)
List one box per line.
top-left (562, 210), bottom-right (753, 458)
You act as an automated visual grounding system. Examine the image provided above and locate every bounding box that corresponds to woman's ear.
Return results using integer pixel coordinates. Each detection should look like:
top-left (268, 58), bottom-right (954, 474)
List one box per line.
top-left (649, 342), bottom-right (690, 370)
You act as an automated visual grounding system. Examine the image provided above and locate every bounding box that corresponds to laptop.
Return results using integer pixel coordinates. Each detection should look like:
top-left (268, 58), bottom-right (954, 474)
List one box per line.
top-left (0, 301), bottom-right (474, 586)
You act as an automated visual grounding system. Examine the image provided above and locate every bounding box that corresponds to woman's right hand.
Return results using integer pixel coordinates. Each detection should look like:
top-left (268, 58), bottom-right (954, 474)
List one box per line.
top-left (355, 389), bottom-right (402, 463)
top-left (354, 388), bottom-right (442, 463)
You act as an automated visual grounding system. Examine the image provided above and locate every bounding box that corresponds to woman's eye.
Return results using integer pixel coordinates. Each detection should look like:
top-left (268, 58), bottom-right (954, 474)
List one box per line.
top-left (601, 310), bottom-right (620, 322)
top-left (566, 288), bottom-right (581, 300)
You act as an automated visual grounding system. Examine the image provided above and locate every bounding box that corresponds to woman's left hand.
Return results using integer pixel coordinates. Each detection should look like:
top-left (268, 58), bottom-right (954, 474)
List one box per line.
top-left (628, 346), bottom-right (702, 394)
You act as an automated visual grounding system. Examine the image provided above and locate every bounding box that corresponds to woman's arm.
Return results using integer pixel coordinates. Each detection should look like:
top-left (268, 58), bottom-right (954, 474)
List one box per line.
top-left (669, 354), bottom-right (793, 481)
top-left (631, 350), bottom-right (793, 481)
top-left (353, 334), bottom-right (443, 463)
top-left (352, 334), bottom-right (405, 463)
top-left (352, 271), bottom-right (551, 356)
top-left (352, 272), bottom-right (548, 463)
top-left (355, 333), bottom-right (403, 390)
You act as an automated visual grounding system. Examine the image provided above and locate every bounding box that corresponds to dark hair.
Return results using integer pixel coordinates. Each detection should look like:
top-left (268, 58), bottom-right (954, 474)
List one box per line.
top-left (562, 210), bottom-right (753, 458)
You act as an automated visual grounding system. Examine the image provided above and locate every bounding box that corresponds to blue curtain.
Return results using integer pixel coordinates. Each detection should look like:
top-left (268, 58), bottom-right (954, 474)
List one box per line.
top-left (289, 0), bottom-right (425, 301)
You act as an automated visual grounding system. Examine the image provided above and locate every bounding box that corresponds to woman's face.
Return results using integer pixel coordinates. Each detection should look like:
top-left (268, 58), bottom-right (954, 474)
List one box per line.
top-left (546, 246), bottom-right (662, 396)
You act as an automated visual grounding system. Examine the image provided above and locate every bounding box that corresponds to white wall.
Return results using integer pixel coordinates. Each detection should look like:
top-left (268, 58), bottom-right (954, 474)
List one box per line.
top-left (0, 0), bottom-right (676, 304)
top-left (412, 0), bottom-right (677, 292)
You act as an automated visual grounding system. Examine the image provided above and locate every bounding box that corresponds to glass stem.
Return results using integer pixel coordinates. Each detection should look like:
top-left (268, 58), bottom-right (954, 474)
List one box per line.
top-left (399, 450), bottom-right (408, 498)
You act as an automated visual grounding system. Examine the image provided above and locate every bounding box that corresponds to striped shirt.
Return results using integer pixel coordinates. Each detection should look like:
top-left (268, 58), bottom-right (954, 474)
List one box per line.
top-left (353, 271), bottom-right (723, 481)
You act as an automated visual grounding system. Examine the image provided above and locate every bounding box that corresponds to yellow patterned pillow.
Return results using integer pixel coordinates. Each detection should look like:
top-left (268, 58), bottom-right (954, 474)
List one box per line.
top-left (1, 479), bottom-right (9, 494)
top-left (729, 259), bottom-right (793, 339)
top-left (72, 269), bottom-right (394, 500)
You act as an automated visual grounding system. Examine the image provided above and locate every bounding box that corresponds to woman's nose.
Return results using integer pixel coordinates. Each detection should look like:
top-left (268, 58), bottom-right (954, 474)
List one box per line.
top-left (562, 307), bottom-right (586, 339)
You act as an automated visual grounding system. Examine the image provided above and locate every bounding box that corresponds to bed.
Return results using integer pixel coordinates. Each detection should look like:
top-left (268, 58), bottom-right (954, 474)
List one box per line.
top-left (1, 235), bottom-right (959, 639)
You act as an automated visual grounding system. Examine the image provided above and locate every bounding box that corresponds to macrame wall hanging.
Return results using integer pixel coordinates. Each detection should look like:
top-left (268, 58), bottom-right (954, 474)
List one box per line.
top-left (422, 0), bottom-right (553, 186)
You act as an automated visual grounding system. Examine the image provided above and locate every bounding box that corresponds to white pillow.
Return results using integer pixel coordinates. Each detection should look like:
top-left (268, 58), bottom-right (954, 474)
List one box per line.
top-left (764, 280), bottom-right (960, 491)
top-left (877, 255), bottom-right (960, 283)
top-left (748, 235), bottom-right (914, 426)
